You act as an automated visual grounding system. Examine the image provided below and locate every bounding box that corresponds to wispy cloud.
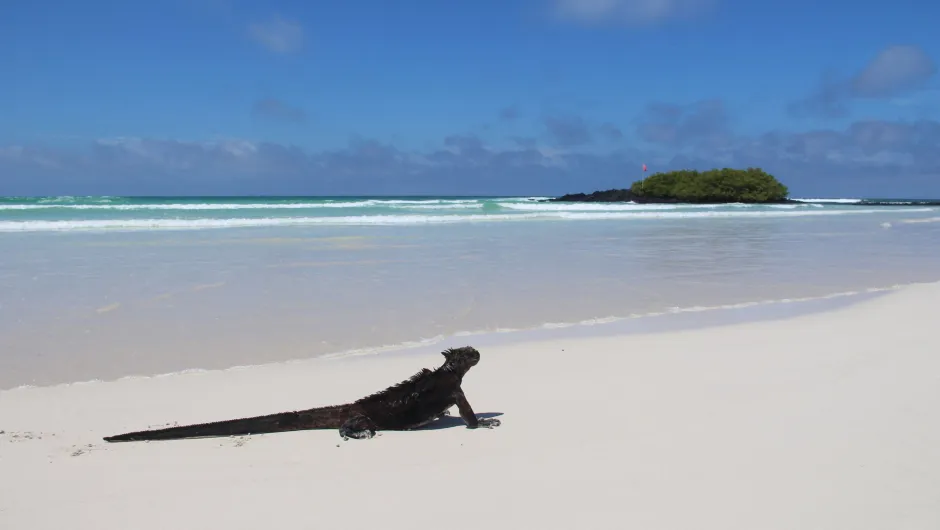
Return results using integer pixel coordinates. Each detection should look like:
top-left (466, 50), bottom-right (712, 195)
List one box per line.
top-left (791, 45), bottom-right (938, 118)
top-left (636, 99), bottom-right (732, 151)
top-left (499, 105), bottom-right (520, 122)
top-left (599, 122), bottom-right (623, 141)
top-left (5, 111), bottom-right (940, 198)
top-left (248, 15), bottom-right (304, 53)
top-left (551, 0), bottom-right (715, 26)
top-left (850, 45), bottom-right (937, 98)
top-left (543, 115), bottom-right (593, 146)
top-left (251, 99), bottom-right (308, 124)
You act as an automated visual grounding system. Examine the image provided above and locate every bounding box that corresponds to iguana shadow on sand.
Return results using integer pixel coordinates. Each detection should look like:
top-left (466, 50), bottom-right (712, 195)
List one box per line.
top-left (103, 346), bottom-right (501, 442)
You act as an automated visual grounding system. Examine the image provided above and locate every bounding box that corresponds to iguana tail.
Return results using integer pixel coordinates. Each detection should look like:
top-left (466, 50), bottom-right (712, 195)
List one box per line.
top-left (103, 407), bottom-right (344, 442)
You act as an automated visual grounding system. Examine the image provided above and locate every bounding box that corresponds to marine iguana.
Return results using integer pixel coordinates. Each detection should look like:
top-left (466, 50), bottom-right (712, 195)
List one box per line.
top-left (103, 346), bottom-right (500, 442)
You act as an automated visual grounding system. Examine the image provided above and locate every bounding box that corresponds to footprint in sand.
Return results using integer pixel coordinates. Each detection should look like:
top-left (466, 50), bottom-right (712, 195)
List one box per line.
top-left (69, 442), bottom-right (112, 457)
top-left (70, 444), bottom-right (96, 457)
top-left (1, 430), bottom-right (54, 443)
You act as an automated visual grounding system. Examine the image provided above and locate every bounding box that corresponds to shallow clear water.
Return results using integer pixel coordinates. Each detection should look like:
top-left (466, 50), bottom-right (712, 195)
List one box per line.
top-left (1, 196), bottom-right (939, 389)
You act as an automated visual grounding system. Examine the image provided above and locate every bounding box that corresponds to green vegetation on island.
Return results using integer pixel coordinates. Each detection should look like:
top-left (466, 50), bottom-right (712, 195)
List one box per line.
top-left (631, 167), bottom-right (789, 203)
top-left (551, 167), bottom-right (792, 204)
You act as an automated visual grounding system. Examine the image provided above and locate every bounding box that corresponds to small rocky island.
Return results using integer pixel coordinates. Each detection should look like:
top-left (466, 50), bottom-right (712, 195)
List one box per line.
top-left (550, 167), bottom-right (796, 204)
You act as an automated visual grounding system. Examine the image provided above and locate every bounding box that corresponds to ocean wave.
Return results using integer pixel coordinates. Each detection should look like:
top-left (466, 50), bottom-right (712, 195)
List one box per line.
top-left (27, 196), bottom-right (121, 205)
top-left (499, 202), bottom-right (731, 211)
top-left (393, 203), bottom-right (483, 210)
top-left (899, 216), bottom-right (940, 224)
top-left (551, 208), bottom-right (932, 220)
top-left (793, 197), bottom-right (940, 206)
top-left (793, 198), bottom-right (862, 204)
top-left (0, 207), bottom-right (931, 232)
top-left (367, 199), bottom-right (481, 205)
top-left (860, 200), bottom-right (940, 206)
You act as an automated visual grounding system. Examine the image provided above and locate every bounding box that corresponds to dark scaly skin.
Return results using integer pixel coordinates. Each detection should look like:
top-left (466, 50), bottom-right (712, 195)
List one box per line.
top-left (102, 346), bottom-right (500, 442)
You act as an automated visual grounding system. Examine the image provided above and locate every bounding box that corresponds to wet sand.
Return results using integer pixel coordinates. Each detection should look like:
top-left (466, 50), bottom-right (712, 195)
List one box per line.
top-left (3, 216), bottom-right (940, 389)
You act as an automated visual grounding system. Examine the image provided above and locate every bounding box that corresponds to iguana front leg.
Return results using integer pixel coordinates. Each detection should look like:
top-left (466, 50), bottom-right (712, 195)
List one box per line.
top-left (405, 410), bottom-right (451, 431)
top-left (455, 389), bottom-right (501, 429)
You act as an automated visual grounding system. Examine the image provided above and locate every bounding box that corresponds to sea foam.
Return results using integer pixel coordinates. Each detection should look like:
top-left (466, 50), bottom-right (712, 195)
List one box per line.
top-left (0, 208), bottom-right (932, 232)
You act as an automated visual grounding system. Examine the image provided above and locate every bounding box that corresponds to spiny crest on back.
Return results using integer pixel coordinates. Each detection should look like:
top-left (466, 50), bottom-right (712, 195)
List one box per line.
top-left (349, 346), bottom-right (480, 406)
top-left (354, 368), bottom-right (434, 404)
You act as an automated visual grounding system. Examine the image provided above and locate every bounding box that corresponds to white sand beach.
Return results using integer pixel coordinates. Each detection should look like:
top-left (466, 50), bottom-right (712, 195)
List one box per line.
top-left (2, 281), bottom-right (938, 530)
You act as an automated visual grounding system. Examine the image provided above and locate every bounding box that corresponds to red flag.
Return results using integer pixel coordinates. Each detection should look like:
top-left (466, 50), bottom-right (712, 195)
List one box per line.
top-left (642, 163), bottom-right (647, 172)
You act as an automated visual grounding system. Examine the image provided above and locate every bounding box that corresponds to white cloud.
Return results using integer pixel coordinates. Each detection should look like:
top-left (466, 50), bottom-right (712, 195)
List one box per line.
top-left (851, 45), bottom-right (937, 98)
top-left (248, 15), bottom-right (304, 53)
top-left (792, 45), bottom-right (938, 117)
top-left (553, 0), bottom-right (713, 25)
top-left (0, 146), bottom-right (25, 159)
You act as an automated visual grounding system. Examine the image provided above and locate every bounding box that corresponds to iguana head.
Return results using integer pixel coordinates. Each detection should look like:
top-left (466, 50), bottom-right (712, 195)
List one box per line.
top-left (441, 346), bottom-right (480, 373)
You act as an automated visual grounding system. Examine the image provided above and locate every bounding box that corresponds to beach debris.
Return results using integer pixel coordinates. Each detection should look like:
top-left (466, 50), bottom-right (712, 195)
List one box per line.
top-left (3, 430), bottom-right (46, 443)
top-left (70, 444), bottom-right (96, 457)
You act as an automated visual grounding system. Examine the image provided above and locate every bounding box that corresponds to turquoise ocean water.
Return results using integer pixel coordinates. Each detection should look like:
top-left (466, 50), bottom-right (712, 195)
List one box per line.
top-left (1, 195), bottom-right (938, 231)
top-left (2, 195), bottom-right (939, 388)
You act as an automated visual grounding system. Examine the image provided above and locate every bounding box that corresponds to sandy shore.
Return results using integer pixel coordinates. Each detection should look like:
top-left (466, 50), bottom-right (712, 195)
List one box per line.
top-left (2, 282), bottom-right (939, 529)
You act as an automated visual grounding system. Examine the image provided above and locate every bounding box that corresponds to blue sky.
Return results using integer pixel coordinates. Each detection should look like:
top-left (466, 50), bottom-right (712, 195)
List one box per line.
top-left (2, 0), bottom-right (939, 197)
